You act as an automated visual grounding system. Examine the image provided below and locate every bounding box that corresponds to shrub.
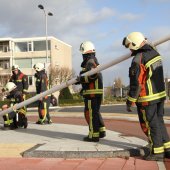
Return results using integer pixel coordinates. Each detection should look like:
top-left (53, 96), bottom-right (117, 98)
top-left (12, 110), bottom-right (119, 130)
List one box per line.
top-left (59, 87), bottom-right (73, 100)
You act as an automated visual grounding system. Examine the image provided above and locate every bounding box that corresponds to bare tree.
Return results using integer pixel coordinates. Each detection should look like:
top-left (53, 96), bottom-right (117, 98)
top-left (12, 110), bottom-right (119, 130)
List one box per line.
top-left (104, 86), bottom-right (112, 98)
top-left (113, 77), bottom-right (123, 88)
top-left (50, 66), bottom-right (75, 86)
top-left (113, 77), bottom-right (125, 97)
top-left (0, 75), bottom-right (11, 100)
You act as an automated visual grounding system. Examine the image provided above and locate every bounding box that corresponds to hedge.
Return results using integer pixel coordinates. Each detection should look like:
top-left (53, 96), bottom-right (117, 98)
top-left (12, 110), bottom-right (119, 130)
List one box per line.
top-left (0, 100), bottom-right (10, 108)
top-left (59, 99), bottom-right (84, 105)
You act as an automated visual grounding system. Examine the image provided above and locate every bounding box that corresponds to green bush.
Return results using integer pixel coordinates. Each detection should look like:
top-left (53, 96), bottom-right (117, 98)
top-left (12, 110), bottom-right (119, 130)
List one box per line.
top-left (59, 87), bottom-right (73, 100)
top-left (0, 100), bottom-right (10, 108)
top-left (59, 99), bottom-right (84, 106)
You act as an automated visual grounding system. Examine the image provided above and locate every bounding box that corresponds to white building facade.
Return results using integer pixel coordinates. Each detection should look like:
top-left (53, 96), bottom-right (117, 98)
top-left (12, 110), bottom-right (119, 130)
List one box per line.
top-left (0, 36), bottom-right (72, 96)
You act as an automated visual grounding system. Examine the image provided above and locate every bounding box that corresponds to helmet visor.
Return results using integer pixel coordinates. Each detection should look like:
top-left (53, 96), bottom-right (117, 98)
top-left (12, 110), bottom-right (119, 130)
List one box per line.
top-left (79, 43), bottom-right (84, 53)
top-left (122, 37), bottom-right (136, 49)
top-left (12, 66), bottom-right (17, 71)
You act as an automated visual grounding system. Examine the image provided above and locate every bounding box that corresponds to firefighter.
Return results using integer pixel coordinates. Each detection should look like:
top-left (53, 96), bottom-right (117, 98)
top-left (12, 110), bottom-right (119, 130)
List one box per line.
top-left (9, 64), bottom-right (29, 98)
top-left (34, 63), bottom-right (52, 124)
top-left (2, 82), bottom-right (28, 130)
top-left (122, 32), bottom-right (170, 161)
top-left (76, 41), bottom-right (106, 142)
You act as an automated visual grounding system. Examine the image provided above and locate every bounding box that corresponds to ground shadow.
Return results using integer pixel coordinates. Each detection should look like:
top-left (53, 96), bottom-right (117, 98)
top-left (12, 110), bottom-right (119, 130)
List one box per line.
top-left (10, 123), bottom-right (145, 151)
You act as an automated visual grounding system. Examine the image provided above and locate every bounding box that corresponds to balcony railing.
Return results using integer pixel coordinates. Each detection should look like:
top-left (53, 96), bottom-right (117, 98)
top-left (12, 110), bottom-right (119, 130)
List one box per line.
top-left (0, 68), bottom-right (11, 75)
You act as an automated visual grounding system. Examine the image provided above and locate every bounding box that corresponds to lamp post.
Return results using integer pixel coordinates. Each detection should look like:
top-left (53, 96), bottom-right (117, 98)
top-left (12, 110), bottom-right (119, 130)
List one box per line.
top-left (38, 4), bottom-right (53, 64)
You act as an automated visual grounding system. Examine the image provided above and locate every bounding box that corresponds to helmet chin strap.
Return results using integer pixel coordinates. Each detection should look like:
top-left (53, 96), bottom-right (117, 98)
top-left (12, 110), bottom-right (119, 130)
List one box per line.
top-left (82, 54), bottom-right (88, 60)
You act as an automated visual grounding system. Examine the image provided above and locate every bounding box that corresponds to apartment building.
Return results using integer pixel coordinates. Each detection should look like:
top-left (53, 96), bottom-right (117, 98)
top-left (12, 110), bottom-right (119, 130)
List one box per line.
top-left (0, 36), bottom-right (72, 95)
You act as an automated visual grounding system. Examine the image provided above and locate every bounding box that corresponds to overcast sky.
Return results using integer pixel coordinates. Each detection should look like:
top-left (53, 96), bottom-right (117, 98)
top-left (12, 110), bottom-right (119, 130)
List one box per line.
top-left (0, 0), bottom-right (170, 86)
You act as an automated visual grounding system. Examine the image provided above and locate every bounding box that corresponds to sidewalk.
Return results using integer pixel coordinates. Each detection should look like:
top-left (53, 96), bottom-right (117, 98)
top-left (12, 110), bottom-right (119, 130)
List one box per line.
top-left (0, 113), bottom-right (169, 169)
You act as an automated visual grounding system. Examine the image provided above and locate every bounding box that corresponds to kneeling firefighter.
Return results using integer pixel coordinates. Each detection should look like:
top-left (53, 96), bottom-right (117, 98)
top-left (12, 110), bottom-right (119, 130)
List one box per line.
top-left (2, 82), bottom-right (28, 130)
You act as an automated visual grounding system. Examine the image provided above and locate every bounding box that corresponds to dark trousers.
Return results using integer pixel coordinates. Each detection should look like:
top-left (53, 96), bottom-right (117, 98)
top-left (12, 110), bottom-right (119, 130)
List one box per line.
top-left (137, 101), bottom-right (170, 154)
top-left (84, 97), bottom-right (105, 138)
top-left (38, 96), bottom-right (51, 122)
top-left (3, 111), bottom-right (27, 128)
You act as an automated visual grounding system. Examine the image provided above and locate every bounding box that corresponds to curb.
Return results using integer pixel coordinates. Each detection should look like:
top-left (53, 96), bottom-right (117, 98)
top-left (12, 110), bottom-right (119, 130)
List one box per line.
top-left (22, 145), bottom-right (148, 159)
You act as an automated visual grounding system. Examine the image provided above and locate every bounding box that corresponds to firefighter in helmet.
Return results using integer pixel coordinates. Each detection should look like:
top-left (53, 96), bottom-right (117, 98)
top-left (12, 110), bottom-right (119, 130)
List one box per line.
top-left (122, 32), bottom-right (170, 161)
top-left (9, 64), bottom-right (29, 98)
top-left (34, 63), bottom-right (52, 124)
top-left (76, 41), bottom-right (106, 142)
top-left (2, 82), bottom-right (28, 130)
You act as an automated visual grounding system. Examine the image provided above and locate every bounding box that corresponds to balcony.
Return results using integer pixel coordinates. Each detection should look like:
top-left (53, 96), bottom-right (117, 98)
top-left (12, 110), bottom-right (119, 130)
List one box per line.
top-left (0, 68), bottom-right (11, 75)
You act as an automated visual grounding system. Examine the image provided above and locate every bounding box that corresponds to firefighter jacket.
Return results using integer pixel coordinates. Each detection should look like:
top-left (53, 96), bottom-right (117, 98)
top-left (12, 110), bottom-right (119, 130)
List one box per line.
top-left (79, 53), bottom-right (103, 99)
top-left (35, 70), bottom-right (49, 94)
top-left (127, 44), bottom-right (166, 105)
top-left (10, 70), bottom-right (29, 94)
top-left (6, 89), bottom-right (26, 115)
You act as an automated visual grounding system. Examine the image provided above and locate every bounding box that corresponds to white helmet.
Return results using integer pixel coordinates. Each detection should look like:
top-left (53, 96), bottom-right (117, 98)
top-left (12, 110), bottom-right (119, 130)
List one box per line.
top-left (5, 82), bottom-right (17, 92)
top-left (34, 63), bottom-right (44, 72)
top-left (79, 41), bottom-right (95, 54)
top-left (12, 64), bottom-right (19, 71)
top-left (122, 32), bottom-right (147, 50)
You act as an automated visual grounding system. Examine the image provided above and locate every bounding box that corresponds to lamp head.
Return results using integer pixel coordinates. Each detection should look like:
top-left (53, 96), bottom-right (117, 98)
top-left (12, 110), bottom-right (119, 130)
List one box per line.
top-left (48, 12), bottom-right (53, 16)
top-left (38, 4), bottom-right (44, 10)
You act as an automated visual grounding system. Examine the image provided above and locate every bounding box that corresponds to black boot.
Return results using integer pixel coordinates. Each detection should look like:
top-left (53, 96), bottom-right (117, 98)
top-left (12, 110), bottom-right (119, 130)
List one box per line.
top-left (23, 117), bottom-right (28, 129)
top-left (1, 124), bottom-right (11, 130)
top-left (144, 153), bottom-right (164, 161)
top-left (165, 151), bottom-right (170, 159)
top-left (99, 131), bottom-right (106, 138)
top-left (2, 115), bottom-right (14, 130)
top-left (10, 123), bottom-right (17, 130)
top-left (36, 120), bottom-right (41, 124)
top-left (48, 119), bottom-right (52, 124)
top-left (2, 123), bottom-right (16, 130)
top-left (83, 136), bottom-right (99, 142)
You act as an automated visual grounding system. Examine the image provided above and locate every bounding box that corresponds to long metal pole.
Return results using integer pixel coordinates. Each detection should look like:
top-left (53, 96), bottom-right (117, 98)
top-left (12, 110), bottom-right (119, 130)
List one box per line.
top-left (0, 35), bottom-right (170, 116)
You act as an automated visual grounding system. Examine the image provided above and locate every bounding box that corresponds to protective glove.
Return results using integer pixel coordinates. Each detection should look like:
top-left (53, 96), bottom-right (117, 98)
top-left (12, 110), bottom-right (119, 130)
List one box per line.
top-left (76, 75), bottom-right (81, 82)
top-left (76, 75), bottom-right (84, 84)
top-left (79, 89), bottom-right (83, 96)
top-left (74, 76), bottom-right (81, 85)
top-left (126, 99), bottom-right (135, 112)
top-left (2, 104), bottom-right (9, 110)
top-left (23, 90), bottom-right (29, 95)
top-left (1, 88), bottom-right (6, 93)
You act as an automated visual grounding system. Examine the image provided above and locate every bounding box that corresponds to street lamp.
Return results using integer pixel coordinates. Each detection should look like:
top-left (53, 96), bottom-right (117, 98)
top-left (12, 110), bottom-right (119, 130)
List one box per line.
top-left (38, 4), bottom-right (53, 64)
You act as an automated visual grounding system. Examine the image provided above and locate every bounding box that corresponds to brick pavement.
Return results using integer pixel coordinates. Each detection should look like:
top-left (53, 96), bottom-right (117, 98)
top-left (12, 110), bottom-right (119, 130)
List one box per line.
top-left (0, 113), bottom-right (170, 169)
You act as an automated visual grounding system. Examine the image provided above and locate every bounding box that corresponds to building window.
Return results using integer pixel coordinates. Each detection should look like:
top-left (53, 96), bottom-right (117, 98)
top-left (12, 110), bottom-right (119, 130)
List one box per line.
top-left (28, 76), bottom-right (33, 85)
top-left (33, 40), bottom-right (51, 51)
top-left (15, 42), bottom-right (27, 52)
top-left (15, 40), bottom-right (51, 52)
top-left (0, 60), bottom-right (10, 69)
top-left (0, 41), bottom-right (10, 52)
top-left (15, 58), bottom-right (32, 68)
top-left (33, 57), bottom-right (50, 66)
top-left (28, 42), bottom-right (33, 51)
top-left (0, 45), bottom-right (9, 52)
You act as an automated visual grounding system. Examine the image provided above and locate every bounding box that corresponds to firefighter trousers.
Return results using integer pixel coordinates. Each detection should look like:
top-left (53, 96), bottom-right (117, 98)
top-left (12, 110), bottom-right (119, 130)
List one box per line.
top-left (3, 111), bottom-right (27, 129)
top-left (137, 101), bottom-right (170, 154)
top-left (84, 96), bottom-right (106, 138)
top-left (38, 96), bottom-right (51, 122)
